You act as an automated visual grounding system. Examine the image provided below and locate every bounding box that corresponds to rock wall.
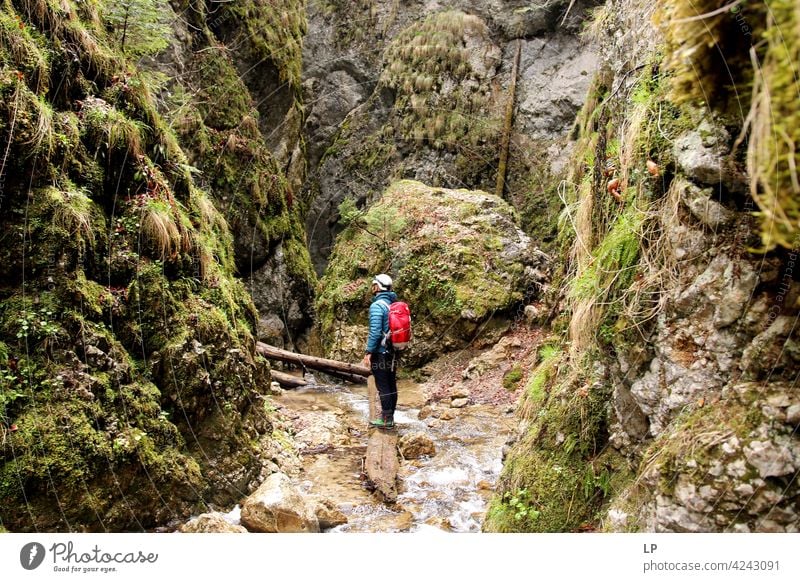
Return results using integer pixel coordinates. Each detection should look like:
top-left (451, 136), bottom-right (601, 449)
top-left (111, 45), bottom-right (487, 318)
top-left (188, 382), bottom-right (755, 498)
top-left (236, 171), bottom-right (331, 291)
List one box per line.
top-left (487, 0), bottom-right (800, 533)
top-left (0, 0), bottom-right (305, 531)
top-left (301, 0), bottom-right (600, 273)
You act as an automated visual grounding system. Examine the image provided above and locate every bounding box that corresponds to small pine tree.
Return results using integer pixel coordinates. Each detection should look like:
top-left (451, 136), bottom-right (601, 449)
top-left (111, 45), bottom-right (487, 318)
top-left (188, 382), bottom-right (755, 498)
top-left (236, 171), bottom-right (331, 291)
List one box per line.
top-left (103, 0), bottom-right (171, 58)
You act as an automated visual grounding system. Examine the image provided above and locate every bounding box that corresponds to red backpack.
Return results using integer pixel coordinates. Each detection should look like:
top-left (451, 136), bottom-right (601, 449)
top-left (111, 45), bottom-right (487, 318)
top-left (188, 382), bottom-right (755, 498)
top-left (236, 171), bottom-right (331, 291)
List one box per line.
top-left (379, 300), bottom-right (412, 350)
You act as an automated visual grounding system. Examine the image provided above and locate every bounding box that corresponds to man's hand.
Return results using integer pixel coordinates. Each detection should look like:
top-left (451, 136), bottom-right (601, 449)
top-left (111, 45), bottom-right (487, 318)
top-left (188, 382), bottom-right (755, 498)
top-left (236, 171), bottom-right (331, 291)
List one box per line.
top-left (362, 353), bottom-right (371, 368)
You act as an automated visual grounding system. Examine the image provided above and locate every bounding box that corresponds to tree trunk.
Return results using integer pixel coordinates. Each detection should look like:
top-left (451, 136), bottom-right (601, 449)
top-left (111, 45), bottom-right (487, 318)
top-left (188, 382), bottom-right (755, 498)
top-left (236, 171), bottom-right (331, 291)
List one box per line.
top-left (269, 370), bottom-right (307, 388)
top-left (256, 343), bottom-right (370, 380)
top-left (495, 39), bottom-right (522, 199)
top-left (364, 375), bottom-right (399, 503)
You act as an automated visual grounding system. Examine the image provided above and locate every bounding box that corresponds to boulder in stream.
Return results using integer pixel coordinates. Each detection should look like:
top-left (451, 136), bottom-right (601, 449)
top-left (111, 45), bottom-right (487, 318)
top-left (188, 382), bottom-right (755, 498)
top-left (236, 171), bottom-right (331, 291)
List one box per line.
top-left (398, 432), bottom-right (437, 459)
top-left (240, 473), bottom-right (320, 533)
top-left (313, 498), bottom-right (348, 530)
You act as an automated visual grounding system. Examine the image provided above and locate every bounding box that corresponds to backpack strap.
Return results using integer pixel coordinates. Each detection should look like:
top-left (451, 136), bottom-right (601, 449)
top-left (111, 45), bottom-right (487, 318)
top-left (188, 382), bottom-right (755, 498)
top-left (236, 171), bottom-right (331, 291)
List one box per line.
top-left (376, 299), bottom-right (391, 347)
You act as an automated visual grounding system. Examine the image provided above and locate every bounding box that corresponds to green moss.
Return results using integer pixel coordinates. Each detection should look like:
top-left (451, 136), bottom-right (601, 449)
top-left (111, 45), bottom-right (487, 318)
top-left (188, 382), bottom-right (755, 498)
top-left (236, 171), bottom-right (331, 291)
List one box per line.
top-left (379, 11), bottom-right (500, 152)
top-left (192, 48), bottom-right (252, 131)
top-left (502, 364), bottom-right (523, 391)
top-left (748, 0), bottom-right (800, 250)
top-left (219, 0), bottom-right (306, 91)
top-left (0, 3), bottom-right (50, 94)
top-left (0, 0), bottom-right (288, 532)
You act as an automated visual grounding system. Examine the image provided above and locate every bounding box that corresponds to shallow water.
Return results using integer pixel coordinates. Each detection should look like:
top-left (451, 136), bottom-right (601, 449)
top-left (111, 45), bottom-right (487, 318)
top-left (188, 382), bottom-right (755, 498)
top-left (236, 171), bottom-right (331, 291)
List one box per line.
top-left (277, 378), bottom-right (515, 532)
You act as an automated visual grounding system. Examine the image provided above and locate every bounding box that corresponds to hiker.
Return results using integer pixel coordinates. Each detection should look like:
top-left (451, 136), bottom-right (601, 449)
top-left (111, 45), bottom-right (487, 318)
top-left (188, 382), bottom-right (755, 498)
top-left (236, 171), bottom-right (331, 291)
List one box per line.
top-left (362, 273), bottom-right (398, 429)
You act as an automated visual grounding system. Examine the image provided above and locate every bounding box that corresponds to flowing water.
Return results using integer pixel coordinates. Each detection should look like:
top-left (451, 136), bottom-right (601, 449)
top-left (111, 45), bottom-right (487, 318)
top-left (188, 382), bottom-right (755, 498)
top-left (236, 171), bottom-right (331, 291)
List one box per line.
top-left (275, 378), bottom-right (516, 532)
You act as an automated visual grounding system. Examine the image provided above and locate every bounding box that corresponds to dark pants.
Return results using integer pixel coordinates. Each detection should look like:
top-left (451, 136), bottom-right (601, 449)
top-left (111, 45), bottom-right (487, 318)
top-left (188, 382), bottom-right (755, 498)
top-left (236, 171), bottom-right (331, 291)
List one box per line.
top-left (371, 352), bottom-right (397, 419)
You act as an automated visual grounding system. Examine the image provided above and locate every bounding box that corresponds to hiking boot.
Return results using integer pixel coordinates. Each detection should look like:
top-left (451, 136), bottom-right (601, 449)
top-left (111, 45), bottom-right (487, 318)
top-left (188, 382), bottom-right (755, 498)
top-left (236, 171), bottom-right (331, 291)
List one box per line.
top-left (369, 417), bottom-right (395, 429)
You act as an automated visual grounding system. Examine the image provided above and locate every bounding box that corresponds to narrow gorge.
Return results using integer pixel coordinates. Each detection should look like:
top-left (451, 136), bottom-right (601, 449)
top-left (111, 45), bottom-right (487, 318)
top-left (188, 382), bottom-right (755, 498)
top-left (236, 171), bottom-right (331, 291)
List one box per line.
top-left (0, 0), bottom-right (798, 535)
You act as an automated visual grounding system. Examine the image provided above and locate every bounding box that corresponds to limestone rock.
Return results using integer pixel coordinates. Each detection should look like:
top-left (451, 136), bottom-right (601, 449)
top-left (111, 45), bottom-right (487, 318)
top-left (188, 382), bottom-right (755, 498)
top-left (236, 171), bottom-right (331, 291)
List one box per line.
top-left (743, 439), bottom-right (797, 479)
top-left (313, 498), bottom-right (348, 530)
top-left (240, 473), bottom-right (320, 533)
top-left (679, 180), bottom-right (734, 228)
top-left (674, 119), bottom-right (745, 191)
top-left (399, 432), bottom-right (436, 459)
top-left (450, 397), bottom-right (469, 409)
top-left (179, 512), bottom-right (247, 533)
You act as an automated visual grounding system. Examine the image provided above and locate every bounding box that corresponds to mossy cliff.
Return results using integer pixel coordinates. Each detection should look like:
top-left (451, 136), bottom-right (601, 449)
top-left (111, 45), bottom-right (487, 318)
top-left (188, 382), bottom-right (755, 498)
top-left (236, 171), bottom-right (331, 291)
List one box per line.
top-left (316, 180), bottom-right (546, 367)
top-left (162, 0), bottom-right (316, 347)
top-left (0, 0), bottom-right (301, 531)
top-left (486, 0), bottom-right (800, 533)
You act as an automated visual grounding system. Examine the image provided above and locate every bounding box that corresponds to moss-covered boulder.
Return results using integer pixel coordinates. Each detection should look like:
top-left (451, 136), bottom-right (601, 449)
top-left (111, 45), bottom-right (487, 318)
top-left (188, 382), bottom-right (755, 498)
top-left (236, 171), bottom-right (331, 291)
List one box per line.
top-left (316, 180), bottom-right (547, 367)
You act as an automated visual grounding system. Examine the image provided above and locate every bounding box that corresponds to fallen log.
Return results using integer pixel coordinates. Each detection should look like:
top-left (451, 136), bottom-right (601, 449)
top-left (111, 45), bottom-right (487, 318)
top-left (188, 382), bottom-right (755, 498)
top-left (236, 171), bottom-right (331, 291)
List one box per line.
top-left (364, 376), bottom-right (399, 503)
top-left (313, 369), bottom-right (368, 385)
top-left (269, 370), bottom-right (307, 388)
top-left (256, 343), bottom-right (370, 382)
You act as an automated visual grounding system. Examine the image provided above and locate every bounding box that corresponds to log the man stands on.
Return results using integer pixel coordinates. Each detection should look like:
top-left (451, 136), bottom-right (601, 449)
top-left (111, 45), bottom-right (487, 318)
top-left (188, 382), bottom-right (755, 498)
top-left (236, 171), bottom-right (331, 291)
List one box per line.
top-left (255, 342), bottom-right (399, 502)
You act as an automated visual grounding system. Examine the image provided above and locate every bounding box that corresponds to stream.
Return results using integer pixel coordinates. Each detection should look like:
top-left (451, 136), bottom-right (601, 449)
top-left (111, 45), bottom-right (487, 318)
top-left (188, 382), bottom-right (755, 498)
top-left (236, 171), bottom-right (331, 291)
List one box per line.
top-left (273, 377), bottom-right (516, 533)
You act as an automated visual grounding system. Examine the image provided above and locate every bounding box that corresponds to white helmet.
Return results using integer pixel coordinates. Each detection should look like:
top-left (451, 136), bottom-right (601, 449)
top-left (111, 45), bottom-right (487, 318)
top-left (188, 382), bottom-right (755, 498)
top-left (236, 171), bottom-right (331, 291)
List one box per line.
top-left (372, 273), bottom-right (393, 291)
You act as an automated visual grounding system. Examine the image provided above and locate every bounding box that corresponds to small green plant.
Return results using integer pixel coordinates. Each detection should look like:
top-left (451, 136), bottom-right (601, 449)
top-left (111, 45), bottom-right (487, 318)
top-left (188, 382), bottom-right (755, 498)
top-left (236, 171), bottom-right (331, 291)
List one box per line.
top-left (337, 197), bottom-right (363, 227)
top-left (582, 465), bottom-right (612, 500)
top-left (16, 308), bottom-right (60, 343)
top-left (501, 488), bottom-right (541, 522)
top-left (502, 364), bottom-right (523, 391)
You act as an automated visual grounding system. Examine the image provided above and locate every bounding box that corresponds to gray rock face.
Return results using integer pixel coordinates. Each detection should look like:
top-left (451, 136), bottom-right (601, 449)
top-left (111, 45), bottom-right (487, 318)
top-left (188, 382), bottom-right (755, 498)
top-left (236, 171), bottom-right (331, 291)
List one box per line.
top-left (240, 473), bottom-right (320, 533)
top-left (518, 35), bottom-right (598, 143)
top-left (247, 242), bottom-right (313, 348)
top-left (674, 118), bottom-right (746, 193)
top-left (611, 383), bottom-right (800, 533)
top-left (301, 1), bottom-right (597, 273)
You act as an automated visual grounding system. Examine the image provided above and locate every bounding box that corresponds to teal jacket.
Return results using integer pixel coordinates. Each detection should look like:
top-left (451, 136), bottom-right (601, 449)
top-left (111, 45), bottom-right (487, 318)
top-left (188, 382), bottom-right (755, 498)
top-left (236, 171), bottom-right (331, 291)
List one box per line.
top-left (365, 291), bottom-right (398, 354)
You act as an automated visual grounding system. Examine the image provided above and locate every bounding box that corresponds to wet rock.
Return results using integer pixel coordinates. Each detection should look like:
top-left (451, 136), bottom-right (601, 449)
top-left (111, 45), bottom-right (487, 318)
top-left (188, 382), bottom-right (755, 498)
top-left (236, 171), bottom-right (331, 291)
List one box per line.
top-left (385, 511), bottom-right (414, 532)
top-left (425, 516), bottom-right (453, 531)
top-left (417, 405), bottom-right (434, 420)
top-left (179, 512), bottom-right (247, 533)
top-left (313, 498), bottom-right (348, 530)
top-left (240, 473), bottom-right (320, 533)
top-left (439, 409), bottom-right (459, 421)
top-left (450, 397), bottom-right (469, 409)
top-left (294, 411), bottom-right (349, 449)
top-left (398, 432), bottom-right (436, 459)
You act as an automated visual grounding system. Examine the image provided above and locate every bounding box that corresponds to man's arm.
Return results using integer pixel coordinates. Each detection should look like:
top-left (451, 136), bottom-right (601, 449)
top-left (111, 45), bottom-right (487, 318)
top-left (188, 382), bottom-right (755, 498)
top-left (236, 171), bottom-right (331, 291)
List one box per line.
top-left (364, 302), bottom-right (384, 354)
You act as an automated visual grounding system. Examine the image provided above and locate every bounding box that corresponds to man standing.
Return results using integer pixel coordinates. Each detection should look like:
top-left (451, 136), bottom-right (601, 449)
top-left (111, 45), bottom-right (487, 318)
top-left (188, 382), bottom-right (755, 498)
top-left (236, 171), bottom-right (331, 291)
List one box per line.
top-left (361, 274), bottom-right (398, 429)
